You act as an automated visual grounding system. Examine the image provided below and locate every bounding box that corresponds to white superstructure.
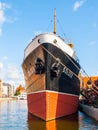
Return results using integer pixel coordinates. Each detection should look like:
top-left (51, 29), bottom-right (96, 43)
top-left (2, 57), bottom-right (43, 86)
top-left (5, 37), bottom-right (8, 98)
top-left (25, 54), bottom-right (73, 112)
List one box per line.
top-left (24, 33), bottom-right (76, 60)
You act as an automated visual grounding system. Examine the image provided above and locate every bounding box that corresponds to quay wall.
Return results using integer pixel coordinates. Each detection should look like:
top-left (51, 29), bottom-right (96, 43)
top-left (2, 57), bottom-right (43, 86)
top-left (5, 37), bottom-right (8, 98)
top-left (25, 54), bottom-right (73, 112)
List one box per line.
top-left (0, 97), bottom-right (17, 102)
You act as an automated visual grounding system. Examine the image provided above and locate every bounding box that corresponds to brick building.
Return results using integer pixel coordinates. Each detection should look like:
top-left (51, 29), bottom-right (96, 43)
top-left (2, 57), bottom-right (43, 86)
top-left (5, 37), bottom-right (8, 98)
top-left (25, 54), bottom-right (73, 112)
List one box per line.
top-left (80, 75), bottom-right (98, 89)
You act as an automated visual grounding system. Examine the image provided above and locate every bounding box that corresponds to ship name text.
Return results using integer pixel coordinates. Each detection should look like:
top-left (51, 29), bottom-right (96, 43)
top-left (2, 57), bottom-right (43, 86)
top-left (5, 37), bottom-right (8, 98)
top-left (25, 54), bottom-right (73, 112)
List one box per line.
top-left (62, 67), bottom-right (73, 78)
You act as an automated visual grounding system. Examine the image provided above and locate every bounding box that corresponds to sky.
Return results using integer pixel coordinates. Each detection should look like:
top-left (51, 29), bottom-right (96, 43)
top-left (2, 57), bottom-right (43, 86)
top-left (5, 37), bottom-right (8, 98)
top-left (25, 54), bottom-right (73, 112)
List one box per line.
top-left (0, 0), bottom-right (98, 87)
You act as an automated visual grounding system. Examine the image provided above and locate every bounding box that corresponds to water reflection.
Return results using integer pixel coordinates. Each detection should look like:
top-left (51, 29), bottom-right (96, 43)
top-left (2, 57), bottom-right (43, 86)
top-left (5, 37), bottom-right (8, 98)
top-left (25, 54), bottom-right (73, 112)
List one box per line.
top-left (0, 100), bottom-right (98, 130)
top-left (0, 100), bottom-right (28, 130)
top-left (27, 112), bottom-right (79, 130)
top-left (79, 111), bottom-right (98, 130)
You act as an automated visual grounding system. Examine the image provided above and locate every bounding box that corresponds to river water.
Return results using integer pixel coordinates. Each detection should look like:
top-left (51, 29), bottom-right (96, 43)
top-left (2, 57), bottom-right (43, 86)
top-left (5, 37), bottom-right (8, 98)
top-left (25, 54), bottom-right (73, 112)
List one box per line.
top-left (0, 100), bottom-right (98, 130)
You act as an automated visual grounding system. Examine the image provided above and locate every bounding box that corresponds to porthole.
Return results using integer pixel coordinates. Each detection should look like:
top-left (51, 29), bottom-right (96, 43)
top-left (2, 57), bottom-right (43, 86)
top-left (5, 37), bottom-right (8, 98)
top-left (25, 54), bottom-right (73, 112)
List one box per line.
top-left (53, 39), bottom-right (57, 44)
top-left (38, 39), bottom-right (41, 43)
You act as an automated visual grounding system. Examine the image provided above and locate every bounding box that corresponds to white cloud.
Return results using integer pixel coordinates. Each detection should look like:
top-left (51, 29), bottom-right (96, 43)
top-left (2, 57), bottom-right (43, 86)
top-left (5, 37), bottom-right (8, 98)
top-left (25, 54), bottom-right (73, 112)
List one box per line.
top-left (0, 10), bottom-right (5, 24)
top-left (0, 2), bottom-right (11, 36)
top-left (0, 55), bottom-right (24, 86)
top-left (0, 63), bottom-right (25, 87)
top-left (73, 0), bottom-right (86, 11)
top-left (0, 9), bottom-right (5, 35)
top-left (0, 2), bottom-right (10, 10)
top-left (2, 56), bottom-right (8, 60)
top-left (6, 64), bottom-right (19, 79)
top-left (0, 28), bottom-right (2, 36)
top-left (0, 62), bottom-right (3, 69)
top-left (0, 2), bottom-right (10, 24)
top-left (6, 64), bottom-right (25, 86)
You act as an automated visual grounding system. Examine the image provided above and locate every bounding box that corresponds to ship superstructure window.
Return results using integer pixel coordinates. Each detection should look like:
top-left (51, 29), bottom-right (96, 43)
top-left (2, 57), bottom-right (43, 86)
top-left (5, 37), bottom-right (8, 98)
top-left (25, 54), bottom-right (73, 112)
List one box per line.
top-left (38, 39), bottom-right (41, 43)
top-left (35, 57), bottom-right (45, 74)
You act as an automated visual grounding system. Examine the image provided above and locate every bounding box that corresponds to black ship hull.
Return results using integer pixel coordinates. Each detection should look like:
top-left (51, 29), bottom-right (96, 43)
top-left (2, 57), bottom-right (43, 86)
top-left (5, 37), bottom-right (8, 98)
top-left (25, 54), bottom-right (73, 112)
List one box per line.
top-left (22, 33), bottom-right (81, 121)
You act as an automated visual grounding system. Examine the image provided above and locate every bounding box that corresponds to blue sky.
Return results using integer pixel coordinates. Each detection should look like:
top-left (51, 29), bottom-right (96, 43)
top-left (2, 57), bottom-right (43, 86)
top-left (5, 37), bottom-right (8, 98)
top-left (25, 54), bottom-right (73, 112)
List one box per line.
top-left (0, 0), bottom-right (98, 87)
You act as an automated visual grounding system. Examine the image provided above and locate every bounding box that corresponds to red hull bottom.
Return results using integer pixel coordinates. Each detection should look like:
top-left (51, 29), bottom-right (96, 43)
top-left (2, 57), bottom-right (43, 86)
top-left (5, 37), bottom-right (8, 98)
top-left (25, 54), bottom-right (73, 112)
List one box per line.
top-left (27, 90), bottom-right (79, 121)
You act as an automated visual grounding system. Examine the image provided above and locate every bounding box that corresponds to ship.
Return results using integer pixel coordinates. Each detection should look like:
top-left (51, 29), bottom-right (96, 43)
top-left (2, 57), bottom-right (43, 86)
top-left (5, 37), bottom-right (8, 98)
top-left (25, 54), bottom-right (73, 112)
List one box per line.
top-left (22, 10), bottom-right (81, 121)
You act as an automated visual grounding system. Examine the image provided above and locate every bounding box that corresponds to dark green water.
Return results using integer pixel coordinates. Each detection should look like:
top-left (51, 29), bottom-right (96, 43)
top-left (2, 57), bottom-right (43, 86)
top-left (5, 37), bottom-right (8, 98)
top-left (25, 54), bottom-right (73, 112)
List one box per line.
top-left (0, 100), bottom-right (98, 130)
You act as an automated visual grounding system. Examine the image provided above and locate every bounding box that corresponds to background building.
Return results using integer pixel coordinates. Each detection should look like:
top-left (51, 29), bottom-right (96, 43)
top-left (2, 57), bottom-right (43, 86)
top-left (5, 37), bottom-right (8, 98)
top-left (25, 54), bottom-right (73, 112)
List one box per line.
top-left (80, 75), bottom-right (98, 89)
top-left (1, 82), bottom-right (14, 98)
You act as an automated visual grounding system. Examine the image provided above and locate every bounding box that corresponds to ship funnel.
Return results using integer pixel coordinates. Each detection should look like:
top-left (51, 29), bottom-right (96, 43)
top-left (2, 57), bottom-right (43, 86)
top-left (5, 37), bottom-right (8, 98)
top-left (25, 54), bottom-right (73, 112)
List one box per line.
top-left (53, 9), bottom-right (56, 34)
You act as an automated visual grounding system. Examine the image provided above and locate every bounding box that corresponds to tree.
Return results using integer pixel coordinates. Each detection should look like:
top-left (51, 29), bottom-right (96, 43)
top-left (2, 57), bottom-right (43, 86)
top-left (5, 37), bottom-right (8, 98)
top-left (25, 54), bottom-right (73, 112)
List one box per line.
top-left (14, 84), bottom-right (25, 96)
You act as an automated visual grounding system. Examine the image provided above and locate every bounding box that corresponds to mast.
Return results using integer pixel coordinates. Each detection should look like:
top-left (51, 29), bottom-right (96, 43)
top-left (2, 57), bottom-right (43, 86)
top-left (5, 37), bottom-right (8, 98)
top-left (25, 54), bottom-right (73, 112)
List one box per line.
top-left (53, 9), bottom-right (56, 34)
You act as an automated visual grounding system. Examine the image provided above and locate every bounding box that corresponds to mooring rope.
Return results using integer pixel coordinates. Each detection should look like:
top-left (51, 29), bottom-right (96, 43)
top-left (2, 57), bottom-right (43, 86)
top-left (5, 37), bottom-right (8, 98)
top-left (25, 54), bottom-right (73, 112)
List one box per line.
top-left (40, 43), bottom-right (98, 95)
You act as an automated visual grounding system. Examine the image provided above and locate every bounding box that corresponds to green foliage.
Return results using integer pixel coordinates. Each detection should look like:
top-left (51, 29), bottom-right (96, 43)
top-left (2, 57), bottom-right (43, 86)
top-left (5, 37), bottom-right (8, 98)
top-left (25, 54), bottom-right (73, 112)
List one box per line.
top-left (14, 90), bottom-right (21, 96)
top-left (14, 84), bottom-right (25, 96)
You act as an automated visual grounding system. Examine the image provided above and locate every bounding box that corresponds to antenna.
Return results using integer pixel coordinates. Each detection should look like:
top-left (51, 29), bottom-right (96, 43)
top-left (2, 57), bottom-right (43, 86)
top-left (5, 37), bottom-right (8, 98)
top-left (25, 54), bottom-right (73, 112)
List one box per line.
top-left (53, 8), bottom-right (56, 34)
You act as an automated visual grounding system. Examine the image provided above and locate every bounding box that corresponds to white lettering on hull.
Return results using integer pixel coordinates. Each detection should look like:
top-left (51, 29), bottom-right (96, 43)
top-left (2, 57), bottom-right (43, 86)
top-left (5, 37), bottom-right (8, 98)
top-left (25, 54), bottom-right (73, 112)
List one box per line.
top-left (62, 67), bottom-right (73, 78)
